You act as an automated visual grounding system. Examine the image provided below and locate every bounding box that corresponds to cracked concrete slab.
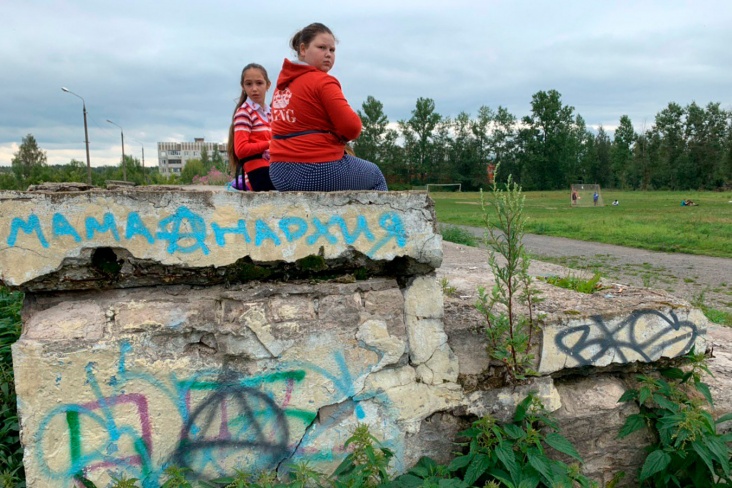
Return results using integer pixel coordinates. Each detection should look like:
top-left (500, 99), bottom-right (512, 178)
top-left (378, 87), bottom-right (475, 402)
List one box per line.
top-left (0, 189), bottom-right (442, 290)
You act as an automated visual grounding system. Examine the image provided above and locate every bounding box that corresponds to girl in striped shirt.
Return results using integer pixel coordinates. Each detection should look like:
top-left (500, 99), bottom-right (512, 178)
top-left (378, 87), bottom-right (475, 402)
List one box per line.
top-left (227, 63), bottom-right (275, 191)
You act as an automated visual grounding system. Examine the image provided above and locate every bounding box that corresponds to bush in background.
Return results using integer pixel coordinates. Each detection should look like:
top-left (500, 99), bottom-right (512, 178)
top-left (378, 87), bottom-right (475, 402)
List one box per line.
top-left (0, 287), bottom-right (24, 487)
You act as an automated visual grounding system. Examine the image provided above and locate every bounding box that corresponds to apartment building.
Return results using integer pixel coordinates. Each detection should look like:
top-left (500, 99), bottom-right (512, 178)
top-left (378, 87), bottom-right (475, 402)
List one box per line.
top-left (157, 138), bottom-right (227, 176)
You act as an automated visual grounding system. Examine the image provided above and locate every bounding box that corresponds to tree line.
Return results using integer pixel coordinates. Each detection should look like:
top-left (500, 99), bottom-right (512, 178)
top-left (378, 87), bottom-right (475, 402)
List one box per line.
top-left (0, 135), bottom-right (232, 190)
top-left (3, 89), bottom-right (731, 191)
top-left (353, 89), bottom-right (732, 191)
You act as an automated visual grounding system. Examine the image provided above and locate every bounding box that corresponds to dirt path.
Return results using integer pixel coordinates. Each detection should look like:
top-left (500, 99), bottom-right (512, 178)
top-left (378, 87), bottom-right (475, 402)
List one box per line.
top-left (443, 225), bottom-right (732, 314)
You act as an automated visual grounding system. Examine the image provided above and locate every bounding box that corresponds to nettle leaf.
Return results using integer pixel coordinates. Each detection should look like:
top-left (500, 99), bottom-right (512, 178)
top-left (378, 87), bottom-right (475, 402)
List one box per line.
top-left (495, 442), bottom-right (519, 480)
top-left (617, 389), bottom-right (638, 403)
top-left (438, 478), bottom-right (469, 488)
top-left (414, 455), bottom-right (438, 472)
top-left (488, 468), bottom-right (516, 488)
top-left (391, 474), bottom-right (425, 487)
top-left (639, 449), bottom-right (671, 481)
top-left (715, 412), bottom-right (732, 425)
top-left (691, 440), bottom-right (716, 477)
top-left (544, 432), bottom-right (582, 462)
top-left (503, 424), bottom-right (526, 440)
top-left (463, 453), bottom-right (491, 486)
top-left (517, 476), bottom-right (540, 488)
top-left (526, 448), bottom-right (552, 482)
top-left (447, 453), bottom-right (473, 472)
top-left (638, 386), bottom-right (652, 405)
top-left (409, 465), bottom-right (430, 479)
top-left (703, 436), bottom-right (731, 475)
top-left (514, 395), bottom-right (533, 423)
top-left (699, 410), bottom-right (716, 434)
top-left (694, 381), bottom-right (714, 407)
top-left (618, 413), bottom-right (647, 438)
top-left (652, 393), bottom-right (679, 412)
top-left (661, 367), bottom-right (686, 380)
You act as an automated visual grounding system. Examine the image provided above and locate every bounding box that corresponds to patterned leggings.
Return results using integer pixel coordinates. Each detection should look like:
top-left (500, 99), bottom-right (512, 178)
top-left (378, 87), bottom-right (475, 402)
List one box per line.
top-left (269, 155), bottom-right (388, 191)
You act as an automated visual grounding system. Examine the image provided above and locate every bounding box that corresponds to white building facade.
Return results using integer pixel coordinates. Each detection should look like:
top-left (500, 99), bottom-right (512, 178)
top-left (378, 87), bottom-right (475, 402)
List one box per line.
top-left (157, 138), bottom-right (227, 176)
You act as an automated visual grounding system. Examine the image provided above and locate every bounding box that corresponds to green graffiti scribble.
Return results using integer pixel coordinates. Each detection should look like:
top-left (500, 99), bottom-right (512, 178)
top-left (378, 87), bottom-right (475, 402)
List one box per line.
top-left (66, 410), bottom-right (81, 465)
top-left (182, 370), bottom-right (306, 391)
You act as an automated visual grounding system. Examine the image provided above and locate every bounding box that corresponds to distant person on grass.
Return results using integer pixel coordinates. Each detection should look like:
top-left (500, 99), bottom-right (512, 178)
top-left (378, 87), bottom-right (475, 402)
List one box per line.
top-left (571, 190), bottom-right (578, 206)
top-left (268, 22), bottom-right (387, 192)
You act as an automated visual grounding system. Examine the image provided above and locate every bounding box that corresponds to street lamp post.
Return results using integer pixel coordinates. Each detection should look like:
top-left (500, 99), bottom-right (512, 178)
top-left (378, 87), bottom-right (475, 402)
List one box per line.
top-left (61, 87), bottom-right (92, 185)
top-left (136, 141), bottom-right (146, 184)
top-left (106, 120), bottom-right (126, 181)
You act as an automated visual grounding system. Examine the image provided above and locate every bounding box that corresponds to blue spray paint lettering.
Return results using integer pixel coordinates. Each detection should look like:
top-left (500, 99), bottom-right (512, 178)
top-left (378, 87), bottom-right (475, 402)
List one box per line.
top-left (306, 217), bottom-right (338, 245)
top-left (367, 212), bottom-right (407, 257)
top-left (254, 219), bottom-right (281, 246)
top-left (156, 206), bottom-right (209, 255)
top-left (7, 214), bottom-right (49, 248)
top-left (125, 212), bottom-right (155, 244)
top-left (52, 213), bottom-right (82, 242)
top-left (85, 213), bottom-right (121, 241)
top-left (4, 208), bottom-right (409, 256)
top-left (329, 215), bottom-right (375, 245)
top-left (278, 217), bottom-right (308, 243)
top-left (212, 220), bottom-right (251, 246)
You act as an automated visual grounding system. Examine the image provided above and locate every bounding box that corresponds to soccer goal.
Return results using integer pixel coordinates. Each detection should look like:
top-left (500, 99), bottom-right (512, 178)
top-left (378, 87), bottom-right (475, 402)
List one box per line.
top-left (426, 183), bottom-right (461, 193)
top-left (570, 184), bottom-right (604, 207)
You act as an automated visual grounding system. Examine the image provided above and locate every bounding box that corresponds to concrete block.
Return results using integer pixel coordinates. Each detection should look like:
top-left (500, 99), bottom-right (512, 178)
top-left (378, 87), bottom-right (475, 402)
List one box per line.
top-left (403, 275), bottom-right (444, 319)
top-left (539, 307), bottom-right (708, 374)
top-left (0, 189), bottom-right (442, 290)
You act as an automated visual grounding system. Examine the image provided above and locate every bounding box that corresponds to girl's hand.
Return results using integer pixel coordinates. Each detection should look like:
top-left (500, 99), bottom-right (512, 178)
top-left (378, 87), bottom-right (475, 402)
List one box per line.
top-left (262, 149), bottom-right (270, 161)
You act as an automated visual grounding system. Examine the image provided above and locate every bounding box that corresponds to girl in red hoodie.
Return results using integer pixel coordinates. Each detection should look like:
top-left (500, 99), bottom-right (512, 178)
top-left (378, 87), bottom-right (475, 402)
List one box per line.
top-left (227, 63), bottom-right (275, 191)
top-left (269, 23), bottom-right (388, 191)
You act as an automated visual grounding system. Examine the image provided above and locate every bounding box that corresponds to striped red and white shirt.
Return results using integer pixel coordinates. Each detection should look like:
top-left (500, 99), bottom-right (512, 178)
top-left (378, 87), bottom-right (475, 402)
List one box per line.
top-left (233, 100), bottom-right (271, 173)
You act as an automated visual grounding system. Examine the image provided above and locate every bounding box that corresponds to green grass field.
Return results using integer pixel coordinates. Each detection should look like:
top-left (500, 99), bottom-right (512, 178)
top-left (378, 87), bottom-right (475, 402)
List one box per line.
top-left (430, 190), bottom-right (732, 259)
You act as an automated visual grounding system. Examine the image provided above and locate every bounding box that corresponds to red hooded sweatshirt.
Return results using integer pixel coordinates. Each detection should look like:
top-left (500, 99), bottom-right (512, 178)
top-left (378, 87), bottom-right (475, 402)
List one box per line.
top-left (270, 59), bottom-right (362, 163)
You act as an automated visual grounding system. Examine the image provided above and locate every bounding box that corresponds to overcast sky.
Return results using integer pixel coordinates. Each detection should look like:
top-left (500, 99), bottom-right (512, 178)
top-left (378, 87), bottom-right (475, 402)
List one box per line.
top-left (2, 0), bottom-right (731, 168)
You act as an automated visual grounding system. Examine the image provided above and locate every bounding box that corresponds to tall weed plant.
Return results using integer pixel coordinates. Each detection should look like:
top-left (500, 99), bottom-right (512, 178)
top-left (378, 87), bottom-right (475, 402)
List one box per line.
top-left (0, 287), bottom-right (23, 487)
top-left (477, 172), bottom-right (543, 383)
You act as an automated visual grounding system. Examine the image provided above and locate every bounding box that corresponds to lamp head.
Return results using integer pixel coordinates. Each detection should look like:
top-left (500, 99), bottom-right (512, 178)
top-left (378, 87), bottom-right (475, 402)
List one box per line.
top-left (61, 87), bottom-right (69, 92)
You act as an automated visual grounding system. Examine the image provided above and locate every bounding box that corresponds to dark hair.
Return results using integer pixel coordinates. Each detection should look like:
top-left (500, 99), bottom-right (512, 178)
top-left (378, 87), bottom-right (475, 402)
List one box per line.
top-left (227, 63), bottom-right (270, 173)
top-left (290, 23), bottom-right (335, 56)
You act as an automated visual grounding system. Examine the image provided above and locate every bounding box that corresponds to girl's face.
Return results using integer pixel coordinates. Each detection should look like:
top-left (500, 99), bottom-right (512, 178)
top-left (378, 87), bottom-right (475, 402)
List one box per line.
top-left (299, 33), bottom-right (336, 73)
top-left (242, 68), bottom-right (270, 106)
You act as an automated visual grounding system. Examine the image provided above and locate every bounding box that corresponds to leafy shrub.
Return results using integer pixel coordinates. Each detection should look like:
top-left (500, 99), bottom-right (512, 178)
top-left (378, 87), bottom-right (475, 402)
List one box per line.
top-left (192, 168), bottom-right (230, 186)
top-left (0, 287), bottom-right (23, 487)
top-left (390, 393), bottom-right (594, 487)
top-left (331, 424), bottom-right (394, 487)
top-left (618, 350), bottom-right (732, 486)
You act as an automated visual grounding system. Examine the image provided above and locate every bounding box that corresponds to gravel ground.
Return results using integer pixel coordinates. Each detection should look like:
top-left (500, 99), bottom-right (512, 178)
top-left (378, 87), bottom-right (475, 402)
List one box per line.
top-left (442, 225), bottom-right (732, 315)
